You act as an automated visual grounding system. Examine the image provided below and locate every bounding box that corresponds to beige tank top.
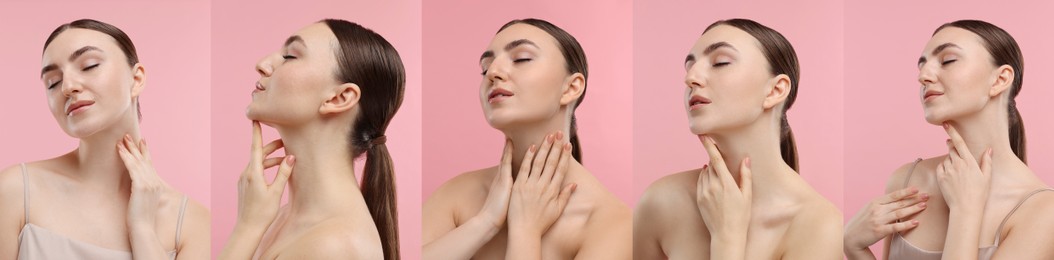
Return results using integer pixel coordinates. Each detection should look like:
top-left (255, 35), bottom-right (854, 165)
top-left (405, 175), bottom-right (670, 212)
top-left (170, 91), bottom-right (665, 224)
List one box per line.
top-left (887, 158), bottom-right (1053, 260)
top-left (16, 163), bottom-right (187, 260)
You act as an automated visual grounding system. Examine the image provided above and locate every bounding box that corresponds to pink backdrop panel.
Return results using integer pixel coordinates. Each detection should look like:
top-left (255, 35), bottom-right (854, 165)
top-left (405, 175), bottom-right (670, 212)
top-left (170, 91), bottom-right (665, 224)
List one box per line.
top-left (845, 0), bottom-right (1054, 257)
top-left (210, 0), bottom-right (422, 258)
top-left (633, 0), bottom-right (845, 209)
top-left (0, 1), bottom-right (211, 207)
top-left (421, 0), bottom-right (635, 205)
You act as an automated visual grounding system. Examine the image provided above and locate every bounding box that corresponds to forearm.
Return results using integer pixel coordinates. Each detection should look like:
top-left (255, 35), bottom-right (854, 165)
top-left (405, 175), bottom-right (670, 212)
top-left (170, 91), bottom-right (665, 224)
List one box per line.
top-left (710, 234), bottom-right (748, 260)
top-left (129, 226), bottom-right (169, 260)
top-left (844, 247), bottom-right (877, 260)
top-left (505, 227), bottom-right (542, 260)
top-left (941, 209), bottom-right (983, 260)
top-left (218, 224), bottom-right (268, 260)
top-left (424, 216), bottom-right (502, 260)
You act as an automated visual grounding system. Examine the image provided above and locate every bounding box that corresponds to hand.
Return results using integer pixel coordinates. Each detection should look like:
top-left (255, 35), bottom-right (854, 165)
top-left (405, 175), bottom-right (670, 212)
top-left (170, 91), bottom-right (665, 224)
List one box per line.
top-left (937, 123), bottom-right (992, 214)
top-left (507, 132), bottom-right (577, 237)
top-left (117, 134), bottom-right (166, 230)
top-left (236, 121), bottom-right (294, 229)
top-left (476, 139), bottom-right (515, 229)
top-left (696, 135), bottom-right (752, 240)
top-left (844, 187), bottom-right (928, 250)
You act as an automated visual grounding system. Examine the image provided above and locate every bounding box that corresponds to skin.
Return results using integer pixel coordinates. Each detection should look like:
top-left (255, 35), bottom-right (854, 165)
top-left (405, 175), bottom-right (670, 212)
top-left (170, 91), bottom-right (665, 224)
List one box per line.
top-left (844, 27), bottom-right (1054, 260)
top-left (217, 22), bottom-right (385, 259)
top-left (422, 23), bottom-right (632, 259)
top-left (633, 25), bottom-right (842, 260)
top-left (0, 28), bottom-right (210, 259)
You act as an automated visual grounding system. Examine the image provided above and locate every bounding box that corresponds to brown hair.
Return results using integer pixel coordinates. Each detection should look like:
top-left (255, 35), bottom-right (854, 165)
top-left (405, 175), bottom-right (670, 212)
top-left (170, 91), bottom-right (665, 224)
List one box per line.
top-left (934, 20), bottom-right (1026, 163)
top-left (498, 18), bottom-right (588, 162)
top-left (323, 19), bottom-right (405, 259)
top-left (44, 19), bottom-right (143, 119)
top-left (703, 19), bottom-right (801, 172)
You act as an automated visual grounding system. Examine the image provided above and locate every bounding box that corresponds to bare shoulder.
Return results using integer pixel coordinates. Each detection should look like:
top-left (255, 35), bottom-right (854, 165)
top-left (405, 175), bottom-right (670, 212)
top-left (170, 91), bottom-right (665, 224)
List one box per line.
top-left (425, 166), bottom-right (495, 204)
top-left (278, 217), bottom-right (383, 259)
top-left (784, 197), bottom-right (843, 259)
top-left (0, 164), bottom-right (27, 225)
top-left (636, 169), bottom-right (701, 220)
top-left (885, 157), bottom-right (941, 193)
top-left (1012, 188), bottom-right (1054, 226)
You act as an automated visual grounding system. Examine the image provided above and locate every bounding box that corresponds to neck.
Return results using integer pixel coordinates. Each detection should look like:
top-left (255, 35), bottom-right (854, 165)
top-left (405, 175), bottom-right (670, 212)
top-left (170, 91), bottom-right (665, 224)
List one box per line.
top-left (71, 114), bottom-right (141, 192)
top-left (707, 113), bottom-right (797, 198)
top-left (501, 114), bottom-right (571, 179)
top-left (946, 103), bottom-right (1025, 178)
top-left (275, 120), bottom-right (364, 216)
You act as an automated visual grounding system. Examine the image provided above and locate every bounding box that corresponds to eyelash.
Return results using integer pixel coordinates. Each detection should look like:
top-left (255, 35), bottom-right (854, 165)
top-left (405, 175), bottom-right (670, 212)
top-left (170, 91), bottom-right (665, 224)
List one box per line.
top-left (713, 61), bottom-right (730, 67)
top-left (480, 58), bottom-right (532, 75)
top-left (46, 63), bottom-right (99, 89)
top-left (283, 55), bottom-right (297, 60)
top-left (941, 59), bottom-right (956, 65)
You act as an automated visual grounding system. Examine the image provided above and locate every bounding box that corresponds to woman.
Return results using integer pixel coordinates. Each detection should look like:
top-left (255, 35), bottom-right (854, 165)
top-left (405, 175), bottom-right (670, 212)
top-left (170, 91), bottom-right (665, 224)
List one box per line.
top-left (0, 19), bottom-right (210, 259)
top-left (422, 18), bottom-right (632, 259)
top-left (633, 19), bottom-right (842, 259)
top-left (217, 19), bottom-right (405, 259)
top-left (844, 20), bottom-right (1054, 259)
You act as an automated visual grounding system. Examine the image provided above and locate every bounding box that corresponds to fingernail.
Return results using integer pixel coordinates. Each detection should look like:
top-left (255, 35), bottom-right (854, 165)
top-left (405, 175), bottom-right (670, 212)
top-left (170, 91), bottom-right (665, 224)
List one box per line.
top-left (287, 155), bottom-right (296, 165)
top-left (942, 123), bottom-right (949, 129)
top-left (556, 131), bottom-right (564, 140)
top-left (919, 202), bottom-right (927, 208)
top-left (745, 157), bottom-right (751, 167)
top-left (912, 220), bottom-right (919, 225)
top-left (530, 145), bottom-right (537, 153)
top-left (920, 193), bottom-right (929, 200)
top-left (564, 143), bottom-right (572, 151)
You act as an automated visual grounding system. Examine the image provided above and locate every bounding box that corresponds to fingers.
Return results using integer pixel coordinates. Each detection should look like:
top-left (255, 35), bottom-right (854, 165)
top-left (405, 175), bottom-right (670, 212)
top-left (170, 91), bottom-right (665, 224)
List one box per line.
top-left (700, 135), bottom-right (732, 186)
top-left (500, 139), bottom-right (514, 180)
top-left (880, 200), bottom-right (927, 223)
top-left (943, 123), bottom-right (972, 159)
top-left (946, 139), bottom-right (960, 161)
top-left (261, 139), bottom-right (284, 157)
top-left (880, 187), bottom-right (920, 204)
top-left (738, 158), bottom-right (752, 196)
top-left (251, 121), bottom-right (263, 161)
top-left (556, 183), bottom-right (577, 209)
top-left (270, 155), bottom-right (295, 188)
top-left (539, 134), bottom-right (566, 183)
top-left (530, 133), bottom-right (557, 182)
top-left (122, 135), bottom-right (144, 161)
top-left (548, 143), bottom-right (572, 191)
top-left (262, 157), bottom-right (285, 169)
top-left (886, 220), bottom-right (920, 235)
top-left (516, 144), bottom-right (537, 185)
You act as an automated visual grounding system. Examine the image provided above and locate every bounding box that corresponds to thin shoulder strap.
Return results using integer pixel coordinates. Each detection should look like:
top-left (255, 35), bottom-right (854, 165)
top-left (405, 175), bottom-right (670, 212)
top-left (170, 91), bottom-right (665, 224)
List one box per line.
top-left (174, 195), bottom-right (189, 245)
top-left (994, 188), bottom-right (1054, 245)
top-left (20, 163), bottom-right (29, 223)
top-left (901, 158), bottom-right (924, 189)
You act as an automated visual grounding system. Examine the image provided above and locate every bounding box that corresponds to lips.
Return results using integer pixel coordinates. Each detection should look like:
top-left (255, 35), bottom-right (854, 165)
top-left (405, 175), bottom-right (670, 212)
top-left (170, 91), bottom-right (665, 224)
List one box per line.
top-left (923, 90), bottom-right (943, 101)
top-left (66, 100), bottom-right (95, 116)
top-left (254, 82), bottom-right (266, 93)
top-left (688, 95), bottom-right (712, 110)
top-left (488, 88), bottom-right (514, 103)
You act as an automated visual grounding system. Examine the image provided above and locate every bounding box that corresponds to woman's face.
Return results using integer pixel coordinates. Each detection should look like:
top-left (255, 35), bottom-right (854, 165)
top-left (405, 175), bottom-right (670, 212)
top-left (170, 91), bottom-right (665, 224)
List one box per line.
top-left (249, 23), bottom-right (343, 126)
top-left (684, 25), bottom-right (777, 135)
top-left (479, 23), bottom-right (575, 130)
top-left (41, 28), bottom-right (142, 138)
top-left (918, 27), bottom-right (1002, 125)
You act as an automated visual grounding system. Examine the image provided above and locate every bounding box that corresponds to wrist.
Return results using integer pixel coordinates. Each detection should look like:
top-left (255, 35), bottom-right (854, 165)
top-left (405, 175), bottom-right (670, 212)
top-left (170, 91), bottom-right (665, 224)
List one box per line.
top-left (508, 224), bottom-right (543, 239)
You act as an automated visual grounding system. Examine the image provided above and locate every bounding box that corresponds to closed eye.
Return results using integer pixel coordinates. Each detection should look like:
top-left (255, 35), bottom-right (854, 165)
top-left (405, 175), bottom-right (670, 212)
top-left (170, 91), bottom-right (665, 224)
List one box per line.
top-left (83, 64), bottom-right (99, 71)
top-left (713, 61), bottom-right (730, 67)
top-left (48, 80), bottom-right (62, 90)
top-left (282, 55), bottom-right (297, 60)
top-left (513, 58), bottom-right (532, 63)
top-left (941, 59), bottom-right (956, 66)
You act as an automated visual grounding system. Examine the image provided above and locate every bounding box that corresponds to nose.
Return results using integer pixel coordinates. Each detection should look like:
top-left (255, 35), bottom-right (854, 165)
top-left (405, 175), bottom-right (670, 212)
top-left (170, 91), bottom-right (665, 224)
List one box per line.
top-left (256, 53), bottom-right (277, 77)
top-left (485, 57), bottom-right (509, 83)
top-left (918, 62), bottom-right (937, 86)
top-left (61, 77), bottom-right (82, 97)
top-left (684, 63), bottom-right (705, 89)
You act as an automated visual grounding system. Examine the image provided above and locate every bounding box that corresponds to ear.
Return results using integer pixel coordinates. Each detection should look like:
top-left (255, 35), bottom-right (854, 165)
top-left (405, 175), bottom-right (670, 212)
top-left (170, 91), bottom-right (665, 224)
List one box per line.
top-left (130, 63), bottom-right (146, 98)
top-left (762, 74), bottom-right (791, 109)
top-left (320, 82), bottom-right (361, 115)
top-left (559, 72), bottom-right (586, 106)
top-left (989, 64), bottom-right (1014, 98)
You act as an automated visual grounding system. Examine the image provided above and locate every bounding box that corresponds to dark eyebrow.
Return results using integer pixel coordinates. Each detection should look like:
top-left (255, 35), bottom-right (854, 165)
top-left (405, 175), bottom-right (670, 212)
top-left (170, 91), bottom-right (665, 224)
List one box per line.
top-left (685, 54), bottom-right (695, 64)
top-left (41, 45), bottom-right (102, 77)
top-left (702, 41), bottom-right (736, 56)
top-left (480, 39), bottom-right (540, 62)
top-left (918, 43), bottom-right (960, 66)
top-left (284, 35), bottom-right (304, 47)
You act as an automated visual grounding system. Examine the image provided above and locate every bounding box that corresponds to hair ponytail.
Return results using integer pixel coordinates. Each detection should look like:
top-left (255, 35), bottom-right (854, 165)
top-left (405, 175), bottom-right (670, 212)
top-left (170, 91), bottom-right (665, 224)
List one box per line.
top-left (324, 19), bottom-right (405, 259)
top-left (779, 117), bottom-right (799, 172)
top-left (936, 20), bottom-right (1026, 163)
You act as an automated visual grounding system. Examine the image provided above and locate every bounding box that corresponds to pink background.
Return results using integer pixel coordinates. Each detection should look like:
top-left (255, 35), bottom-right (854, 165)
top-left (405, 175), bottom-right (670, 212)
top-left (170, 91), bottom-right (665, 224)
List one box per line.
top-left (633, 0), bottom-right (845, 209)
top-left (210, 0), bottom-right (422, 258)
top-left (0, 1), bottom-right (211, 207)
top-left (420, 0), bottom-right (635, 205)
top-left (845, 0), bottom-right (1054, 256)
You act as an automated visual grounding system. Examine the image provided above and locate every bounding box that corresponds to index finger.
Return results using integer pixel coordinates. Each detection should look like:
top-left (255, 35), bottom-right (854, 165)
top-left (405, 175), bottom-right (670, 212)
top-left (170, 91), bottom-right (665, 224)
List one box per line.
top-left (251, 121), bottom-right (263, 161)
top-left (943, 123), bottom-right (972, 159)
top-left (879, 186), bottom-right (920, 204)
top-left (699, 135), bottom-right (730, 183)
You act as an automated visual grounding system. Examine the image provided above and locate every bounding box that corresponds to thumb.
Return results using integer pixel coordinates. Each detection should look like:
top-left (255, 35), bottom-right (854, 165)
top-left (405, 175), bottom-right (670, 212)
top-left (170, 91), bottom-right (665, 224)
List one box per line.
top-left (271, 155), bottom-right (296, 189)
top-left (739, 157), bottom-right (752, 196)
top-left (980, 148), bottom-right (993, 176)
